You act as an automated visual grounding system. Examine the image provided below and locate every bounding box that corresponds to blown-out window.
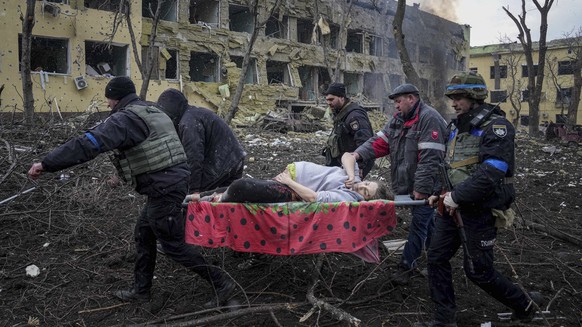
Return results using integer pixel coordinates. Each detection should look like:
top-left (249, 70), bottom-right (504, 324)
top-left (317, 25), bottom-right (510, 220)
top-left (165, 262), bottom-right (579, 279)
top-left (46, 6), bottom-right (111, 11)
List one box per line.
top-left (85, 41), bottom-right (128, 77)
top-left (18, 35), bottom-right (68, 74)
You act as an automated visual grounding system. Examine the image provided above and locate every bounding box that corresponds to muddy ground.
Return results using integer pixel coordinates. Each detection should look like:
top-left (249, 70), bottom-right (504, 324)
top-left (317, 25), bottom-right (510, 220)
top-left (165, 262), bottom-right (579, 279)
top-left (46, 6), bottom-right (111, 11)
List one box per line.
top-left (0, 116), bottom-right (581, 327)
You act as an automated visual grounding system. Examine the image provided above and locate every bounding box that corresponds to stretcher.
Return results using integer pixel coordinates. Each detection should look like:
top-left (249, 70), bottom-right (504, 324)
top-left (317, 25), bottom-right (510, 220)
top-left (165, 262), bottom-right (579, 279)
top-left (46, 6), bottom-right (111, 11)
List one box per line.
top-left (184, 195), bottom-right (427, 263)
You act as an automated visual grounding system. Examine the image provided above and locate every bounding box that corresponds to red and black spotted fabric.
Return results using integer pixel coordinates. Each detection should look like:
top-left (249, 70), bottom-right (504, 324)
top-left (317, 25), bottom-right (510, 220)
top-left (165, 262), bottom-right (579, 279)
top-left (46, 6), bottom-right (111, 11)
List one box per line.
top-left (185, 201), bottom-right (396, 262)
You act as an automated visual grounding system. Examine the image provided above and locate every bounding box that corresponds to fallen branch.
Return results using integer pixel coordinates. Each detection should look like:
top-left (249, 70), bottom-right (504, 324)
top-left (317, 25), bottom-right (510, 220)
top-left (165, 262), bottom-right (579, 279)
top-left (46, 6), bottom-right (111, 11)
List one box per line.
top-left (156, 303), bottom-right (298, 327)
top-left (78, 302), bottom-right (129, 314)
top-left (304, 254), bottom-right (361, 326)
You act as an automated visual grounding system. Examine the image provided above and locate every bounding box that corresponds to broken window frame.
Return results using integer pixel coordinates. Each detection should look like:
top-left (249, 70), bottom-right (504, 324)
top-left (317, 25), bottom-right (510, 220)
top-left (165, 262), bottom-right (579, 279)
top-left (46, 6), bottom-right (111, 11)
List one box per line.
top-left (297, 65), bottom-right (319, 101)
top-left (189, 0), bottom-right (220, 26)
top-left (18, 34), bottom-right (69, 75)
top-left (265, 15), bottom-right (288, 39)
top-left (266, 60), bottom-right (291, 86)
top-left (84, 0), bottom-right (120, 11)
top-left (344, 73), bottom-right (362, 96)
top-left (296, 18), bottom-right (313, 44)
top-left (164, 48), bottom-right (179, 80)
top-left (346, 29), bottom-right (364, 53)
top-left (368, 34), bottom-right (383, 57)
top-left (231, 56), bottom-right (258, 84)
top-left (142, 0), bottom-right (178, 22)
top-left (189, 52), bottom-right (220, 83)
top-left (228, 4), bottom-right (254, 33)
top-left (85, 40), bottom-right (129, 77)
top-left (141, 46), bottom-right (179, 81)
top-left (363, 73), bottom-right (384, 102)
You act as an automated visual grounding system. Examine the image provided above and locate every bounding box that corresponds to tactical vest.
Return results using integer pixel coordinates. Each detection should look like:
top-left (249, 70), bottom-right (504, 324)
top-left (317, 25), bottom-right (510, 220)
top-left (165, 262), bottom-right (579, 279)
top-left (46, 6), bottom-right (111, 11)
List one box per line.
top-left (111, 105), bottom-right (186, 185)
top-left (325, 102), bottom-right (366, 159)
top-left (446, 114), bottom-right (502, 187)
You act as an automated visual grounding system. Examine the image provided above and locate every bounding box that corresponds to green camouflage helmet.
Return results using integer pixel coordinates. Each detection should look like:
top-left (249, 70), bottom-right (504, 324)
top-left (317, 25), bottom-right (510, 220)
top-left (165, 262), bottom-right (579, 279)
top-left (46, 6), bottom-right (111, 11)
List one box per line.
top-left (445, 71), bottom-right (488, 100)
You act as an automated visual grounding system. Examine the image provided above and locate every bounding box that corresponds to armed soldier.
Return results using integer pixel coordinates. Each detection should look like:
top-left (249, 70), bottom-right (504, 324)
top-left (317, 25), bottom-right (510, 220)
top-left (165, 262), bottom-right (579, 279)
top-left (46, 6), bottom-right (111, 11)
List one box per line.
top-left (416, 72), bottom-right (543, 326)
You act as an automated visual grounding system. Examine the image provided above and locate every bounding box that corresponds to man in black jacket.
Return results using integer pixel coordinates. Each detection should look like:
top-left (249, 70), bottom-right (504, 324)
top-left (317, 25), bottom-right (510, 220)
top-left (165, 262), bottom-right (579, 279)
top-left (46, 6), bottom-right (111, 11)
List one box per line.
top-left (157, 88), bottom-right (246, 193)
top-left (28, 77), bottom-right (234, 307)
top-left (322, 83), bottom-right (375, 177)
top-left (415, 72), bottom-right (543, 327)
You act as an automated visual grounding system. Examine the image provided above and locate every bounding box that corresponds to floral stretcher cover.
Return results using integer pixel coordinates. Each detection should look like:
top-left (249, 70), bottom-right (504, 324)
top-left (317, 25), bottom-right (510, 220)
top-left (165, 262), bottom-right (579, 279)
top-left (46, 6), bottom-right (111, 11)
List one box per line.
top-left (184, 200), bottom-right (396, 263)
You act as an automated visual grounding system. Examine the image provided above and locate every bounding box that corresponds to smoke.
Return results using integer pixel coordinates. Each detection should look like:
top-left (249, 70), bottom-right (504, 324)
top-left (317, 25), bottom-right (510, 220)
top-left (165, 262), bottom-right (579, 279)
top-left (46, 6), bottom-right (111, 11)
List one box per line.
top-left (415, 0), bottom-right (460, 23)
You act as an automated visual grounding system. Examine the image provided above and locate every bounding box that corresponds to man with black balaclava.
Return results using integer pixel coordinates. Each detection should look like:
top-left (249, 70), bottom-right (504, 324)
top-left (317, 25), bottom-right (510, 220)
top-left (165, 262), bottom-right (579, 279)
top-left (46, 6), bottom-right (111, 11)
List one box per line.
top-left (28, 76), bottom-right (235, 308)
top-left (322, 82), bottom-right (375, 178)
top-left (157, 88), bottom-right (246, 194)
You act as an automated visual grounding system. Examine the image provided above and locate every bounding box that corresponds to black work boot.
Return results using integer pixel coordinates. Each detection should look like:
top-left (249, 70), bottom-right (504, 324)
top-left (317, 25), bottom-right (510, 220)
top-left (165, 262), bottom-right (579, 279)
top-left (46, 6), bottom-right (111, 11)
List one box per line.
top-left (114, 288), bottom-right (151, 302)
top-left (512, 291), bottom-right (545, 322)
top-left (204, 276), bottom-right (236, 308)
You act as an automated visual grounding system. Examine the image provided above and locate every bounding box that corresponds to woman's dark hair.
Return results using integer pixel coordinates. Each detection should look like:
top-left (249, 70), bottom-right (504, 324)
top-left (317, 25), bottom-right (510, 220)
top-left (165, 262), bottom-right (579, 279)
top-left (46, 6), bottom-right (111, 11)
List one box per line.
top-left (368, 180), bottom-right (393, 200)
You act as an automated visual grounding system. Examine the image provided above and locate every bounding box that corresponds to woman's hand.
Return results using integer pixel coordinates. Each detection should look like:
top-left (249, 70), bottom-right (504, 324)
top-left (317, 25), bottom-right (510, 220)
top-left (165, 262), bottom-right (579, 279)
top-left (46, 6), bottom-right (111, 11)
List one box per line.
top-left (344, 176), bottom-right (355, 189)
top-left (274, 170), bottom-right (293, 185)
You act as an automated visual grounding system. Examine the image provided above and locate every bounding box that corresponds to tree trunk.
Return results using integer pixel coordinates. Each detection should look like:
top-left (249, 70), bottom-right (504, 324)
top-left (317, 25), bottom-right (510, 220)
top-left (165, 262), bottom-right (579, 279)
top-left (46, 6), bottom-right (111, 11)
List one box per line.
top-left (568, 59), bottom-right (581, 125)
top-left (392, 0), bottom-right (429, 104)
top-left (504, 0), bottom-right (554, 136)
top-left (20, 0), bottom-right (36, 124)
top-left (225, 0), bottom-right (281, 124)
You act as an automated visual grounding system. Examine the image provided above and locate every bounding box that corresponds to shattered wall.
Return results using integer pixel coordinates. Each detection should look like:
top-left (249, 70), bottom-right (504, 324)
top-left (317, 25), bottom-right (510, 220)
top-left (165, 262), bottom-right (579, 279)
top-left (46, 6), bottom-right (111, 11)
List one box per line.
top-left (0, 0), bottom-right (469, 122)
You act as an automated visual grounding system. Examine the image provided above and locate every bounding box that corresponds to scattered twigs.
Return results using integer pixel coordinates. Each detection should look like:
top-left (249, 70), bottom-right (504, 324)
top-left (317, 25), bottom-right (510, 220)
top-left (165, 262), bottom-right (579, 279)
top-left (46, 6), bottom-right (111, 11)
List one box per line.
top-left (515, 201), bottom-right (582, 247)
top-left (78, 302), bottom-right (129, 314)
top-left (0, 137), bottom-right (17, 185)
top-left (144, 303), bottom-right (299, 327)
top-left (303, 254), bottom-right (361, 326)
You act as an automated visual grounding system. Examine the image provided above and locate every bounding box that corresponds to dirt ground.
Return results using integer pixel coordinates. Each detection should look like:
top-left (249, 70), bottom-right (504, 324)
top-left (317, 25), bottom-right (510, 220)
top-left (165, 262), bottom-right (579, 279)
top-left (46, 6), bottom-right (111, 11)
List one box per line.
top-left (1, 116), bottom-right (581, 327)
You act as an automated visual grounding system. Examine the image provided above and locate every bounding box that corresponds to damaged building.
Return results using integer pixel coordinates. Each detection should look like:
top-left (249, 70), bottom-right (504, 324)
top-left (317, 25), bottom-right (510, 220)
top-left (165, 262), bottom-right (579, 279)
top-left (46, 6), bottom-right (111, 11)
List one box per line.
top-left (0, 0), bottom-right (469, 123)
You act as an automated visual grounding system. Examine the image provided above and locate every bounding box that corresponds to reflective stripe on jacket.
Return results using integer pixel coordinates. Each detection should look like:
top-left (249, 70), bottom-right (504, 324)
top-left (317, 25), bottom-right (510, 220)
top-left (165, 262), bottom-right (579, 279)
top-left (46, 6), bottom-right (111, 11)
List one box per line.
top-left (356, 101), bottom-right (447, 195)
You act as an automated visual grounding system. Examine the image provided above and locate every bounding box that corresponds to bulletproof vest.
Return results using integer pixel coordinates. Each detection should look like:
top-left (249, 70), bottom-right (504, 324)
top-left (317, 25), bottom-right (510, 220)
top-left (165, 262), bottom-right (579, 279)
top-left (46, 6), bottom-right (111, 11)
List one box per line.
top-left (446, 114), bottom-right (501, 187)
top-left (111, 104), bottom-right (186, 185)
top-left (325, 102), bottom-right (365, 159)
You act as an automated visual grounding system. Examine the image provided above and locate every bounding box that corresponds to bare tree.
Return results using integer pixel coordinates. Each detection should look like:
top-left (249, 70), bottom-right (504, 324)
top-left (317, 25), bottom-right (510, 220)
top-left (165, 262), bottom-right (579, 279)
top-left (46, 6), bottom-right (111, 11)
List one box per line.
top-left (19, 0), bottom-right (36, 124)
top-left (224, 0), bottom-right (282, 124)
top-left (503, 0), bottom-right (555, 136)
top-left (392, 0), bottom-right (430, 104)
top-left (564, 29), bottom-right (582, 125)
top-left (110, 0), bottom-right (172, 100)
top-left (499, 38), bottom-right (525, 127)
top-left (317, 0), bottom-right (353, 83)
top-left (546, 54), bottom-right (568, 122)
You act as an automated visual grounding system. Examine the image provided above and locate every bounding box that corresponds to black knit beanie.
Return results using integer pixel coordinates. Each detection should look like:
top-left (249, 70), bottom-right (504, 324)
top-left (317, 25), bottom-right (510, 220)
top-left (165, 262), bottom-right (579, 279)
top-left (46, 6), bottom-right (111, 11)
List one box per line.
top-left (105, 76), bottom-right (136, 100)
top-left (324, 82), bottom-right (346, 97)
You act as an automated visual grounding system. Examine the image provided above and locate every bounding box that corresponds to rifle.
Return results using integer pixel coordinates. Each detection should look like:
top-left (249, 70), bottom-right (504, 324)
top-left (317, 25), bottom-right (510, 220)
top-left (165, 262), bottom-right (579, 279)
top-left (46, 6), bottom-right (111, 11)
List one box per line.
top-left (438, 163), bottom-right (475, 274)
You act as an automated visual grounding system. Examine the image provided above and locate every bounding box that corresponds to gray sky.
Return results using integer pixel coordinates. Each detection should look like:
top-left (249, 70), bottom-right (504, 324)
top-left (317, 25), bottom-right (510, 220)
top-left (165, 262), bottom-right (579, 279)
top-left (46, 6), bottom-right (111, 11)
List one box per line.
top-left (408, 0), bottom-right (581, 46)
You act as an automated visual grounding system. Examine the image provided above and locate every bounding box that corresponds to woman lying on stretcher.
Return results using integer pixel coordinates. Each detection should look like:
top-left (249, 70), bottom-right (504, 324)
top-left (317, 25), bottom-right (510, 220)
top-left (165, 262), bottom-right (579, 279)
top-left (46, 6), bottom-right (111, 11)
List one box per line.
top-left (193, 153), bottom-right (392, 203)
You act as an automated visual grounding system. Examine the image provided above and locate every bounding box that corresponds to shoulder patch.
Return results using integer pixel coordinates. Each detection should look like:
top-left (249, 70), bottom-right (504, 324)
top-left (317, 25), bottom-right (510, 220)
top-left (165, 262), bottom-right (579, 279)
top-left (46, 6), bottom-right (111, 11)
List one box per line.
top-left (431, 130), bottom-right (439, 140)
top-left (492, 124), bottom-right (507, 138)
top-left (350, 120), bottom-right (360, 131)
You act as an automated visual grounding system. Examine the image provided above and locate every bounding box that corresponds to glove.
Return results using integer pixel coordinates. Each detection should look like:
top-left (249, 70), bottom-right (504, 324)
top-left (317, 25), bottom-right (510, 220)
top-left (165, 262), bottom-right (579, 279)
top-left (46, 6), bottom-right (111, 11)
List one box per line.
top-left (444, 192), bottom-right (458, 209)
